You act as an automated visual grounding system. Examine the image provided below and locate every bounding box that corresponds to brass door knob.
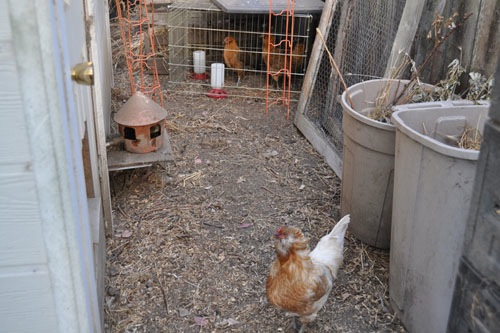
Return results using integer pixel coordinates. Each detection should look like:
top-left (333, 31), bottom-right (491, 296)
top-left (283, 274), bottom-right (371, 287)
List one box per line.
top-left (71, 62), bottom-right (94, 85)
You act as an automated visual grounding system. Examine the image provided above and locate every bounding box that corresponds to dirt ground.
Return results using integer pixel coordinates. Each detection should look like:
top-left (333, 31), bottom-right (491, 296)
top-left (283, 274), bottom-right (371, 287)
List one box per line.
top-left (105, 5), bottom-right (406, 330)
top-left (104, 87), bottom-right (406, 332)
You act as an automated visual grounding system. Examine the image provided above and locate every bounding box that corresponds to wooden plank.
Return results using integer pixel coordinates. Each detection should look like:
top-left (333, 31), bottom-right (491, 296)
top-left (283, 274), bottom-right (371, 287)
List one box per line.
top-left (469, 0), bottom-right (500, 75)
top-left (411, 0), bottom-right (450, 83)
top-left (295, 114), bottom-right (343, 178)
top-left (86, 0), bottom-right (114, 236)
top-left (295, 0), bottom-right (339, 118)
top-left (411, 0), bottom-right (499, 84)
top-left (294, 0), bottom-right (351, 179)
top-left (107, 133), bottom-right (174, 171)
top-left (82, 128), bottom-right (95, 197)
top-left (384, 0), bottom-right (426, 77)
top-left (449, 0), bottom-right (499, 76)
top-left (459, 0), bottom-right (482, 75)
top-left (324, 0), bottom-right (355, 124)
top-left (88, 197), bottom-right (105, 330)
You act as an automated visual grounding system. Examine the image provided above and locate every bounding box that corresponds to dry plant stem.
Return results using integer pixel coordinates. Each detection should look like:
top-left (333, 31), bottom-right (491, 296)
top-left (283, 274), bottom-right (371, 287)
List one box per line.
top-left (315, 28), bottom-right (354, 108)
top-left (372, 80), bottom-right (405, 121)
top-left (157, 277), bottom-right (169, 314)
top-left (392, 12), bottom-right (473, 105)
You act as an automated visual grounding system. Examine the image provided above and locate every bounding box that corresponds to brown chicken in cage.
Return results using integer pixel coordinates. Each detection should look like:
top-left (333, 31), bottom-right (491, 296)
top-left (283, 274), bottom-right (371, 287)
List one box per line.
top-left (262, 34), bottom-right (307, 90)
top-left (261, 34), bottom-right (285, 89)
top-left (223, 36), bottom-right (245, 86)
top-left (292, 42), bottom-right (306, 72)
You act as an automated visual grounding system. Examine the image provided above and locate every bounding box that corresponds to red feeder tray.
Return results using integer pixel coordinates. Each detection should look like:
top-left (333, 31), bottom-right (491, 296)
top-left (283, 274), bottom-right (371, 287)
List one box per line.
top-left (206, 89), bottom-right (228, 99)
top-left (190, 72), bottom-right (207, 80)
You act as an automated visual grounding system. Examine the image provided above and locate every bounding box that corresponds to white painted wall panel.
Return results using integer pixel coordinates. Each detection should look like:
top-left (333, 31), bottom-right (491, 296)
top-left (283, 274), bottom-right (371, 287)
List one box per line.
top-left (0, 42), bottom-right (31, 164)
top-left (0, 265), bottom-right (58, 332)
top-left (0, 172), bottom-right (47, 266)
top-left (0, 0), bottom-right (46, 267)
top-left (0, 1), bottom-right (11, 41)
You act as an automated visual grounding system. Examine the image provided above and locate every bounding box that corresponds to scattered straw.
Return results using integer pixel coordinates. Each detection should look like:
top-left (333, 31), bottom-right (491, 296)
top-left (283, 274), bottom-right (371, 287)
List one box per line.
top-left (106, 10), bottom-right (406, 332)
top-left (458, 126), bottom-right (482, 150)
top-left (105, 92), bottom-right (407, 332)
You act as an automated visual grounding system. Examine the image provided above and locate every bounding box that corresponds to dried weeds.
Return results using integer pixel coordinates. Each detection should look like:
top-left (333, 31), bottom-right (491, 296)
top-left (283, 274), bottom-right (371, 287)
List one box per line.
top-left (458, 126), bottom-right (483, 150)
top-left (369, 12), bottom-right (477, 124)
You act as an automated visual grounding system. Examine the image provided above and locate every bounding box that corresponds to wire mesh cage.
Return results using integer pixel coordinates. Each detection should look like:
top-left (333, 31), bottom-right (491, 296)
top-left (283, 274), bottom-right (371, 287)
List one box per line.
top-left (114, 0), bottom-right (165, 106)
top-left (164, 0), bottom-right (318, 100)
top-left (297, 0), bottom-right (406, 174)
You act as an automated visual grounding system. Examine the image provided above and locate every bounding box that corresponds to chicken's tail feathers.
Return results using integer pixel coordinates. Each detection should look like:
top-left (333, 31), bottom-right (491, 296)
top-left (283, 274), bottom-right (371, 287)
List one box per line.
top-left (309, 214), bottom-right (350, 280)
top-left (329, 214), bottom-right (350, 239)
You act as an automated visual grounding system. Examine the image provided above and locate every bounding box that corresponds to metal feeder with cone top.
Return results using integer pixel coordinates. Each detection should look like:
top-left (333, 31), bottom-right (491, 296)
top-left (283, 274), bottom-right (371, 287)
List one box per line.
top-left (114, 91), bottom-right (168, 154)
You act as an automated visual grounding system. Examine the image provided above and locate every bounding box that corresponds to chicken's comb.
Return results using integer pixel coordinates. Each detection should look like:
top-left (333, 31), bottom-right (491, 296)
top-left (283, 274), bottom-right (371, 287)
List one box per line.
top-left (274, 226), bottom-right (285, 239)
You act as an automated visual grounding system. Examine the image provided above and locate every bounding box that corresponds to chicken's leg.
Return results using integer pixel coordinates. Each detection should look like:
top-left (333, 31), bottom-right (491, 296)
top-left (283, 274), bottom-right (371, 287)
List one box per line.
top-left (297, 321), bottom-right (306, 333)
top-left (285, 317), bottom-right (305, 333)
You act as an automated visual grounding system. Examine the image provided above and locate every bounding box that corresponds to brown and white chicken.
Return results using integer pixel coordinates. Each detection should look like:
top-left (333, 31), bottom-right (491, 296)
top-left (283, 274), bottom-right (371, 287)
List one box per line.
top-left (266, 215), bottom-right (350, 332)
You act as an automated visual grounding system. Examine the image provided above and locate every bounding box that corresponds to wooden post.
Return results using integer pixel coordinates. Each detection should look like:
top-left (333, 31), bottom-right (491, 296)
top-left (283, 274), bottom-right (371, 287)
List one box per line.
top-left (384, 0), bottom-right (426, 78)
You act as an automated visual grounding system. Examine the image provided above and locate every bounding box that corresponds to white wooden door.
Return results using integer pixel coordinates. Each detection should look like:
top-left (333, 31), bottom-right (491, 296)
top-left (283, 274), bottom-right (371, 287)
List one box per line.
top-left (53, 0), bottom-right (103, 330)
top-left (84, 0), bottom-right (113, 326)
top-left (0, 0), bottom-right (109, 332)
top-left (85, 0), bottom-right (114, 236)
top-left (2, 0), bottom-right (104, 331)
top-left (66, 0), bottom-right (113, 325)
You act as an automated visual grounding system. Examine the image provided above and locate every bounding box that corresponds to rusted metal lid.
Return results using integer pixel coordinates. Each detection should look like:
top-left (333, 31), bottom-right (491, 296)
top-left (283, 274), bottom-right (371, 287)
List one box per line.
top-left (114, 91), bottom-right (167, 126)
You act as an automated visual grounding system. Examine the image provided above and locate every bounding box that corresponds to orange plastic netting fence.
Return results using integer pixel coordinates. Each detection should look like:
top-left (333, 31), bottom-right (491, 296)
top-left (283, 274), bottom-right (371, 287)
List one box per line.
top-left (265, 0), bottom-right (296, 119)
top-left (115, 0), bottom-right (164, 107)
